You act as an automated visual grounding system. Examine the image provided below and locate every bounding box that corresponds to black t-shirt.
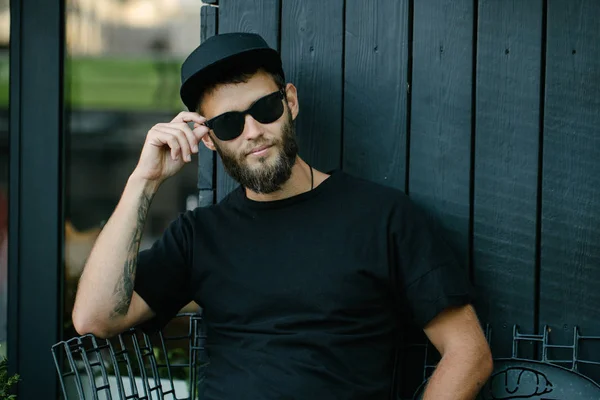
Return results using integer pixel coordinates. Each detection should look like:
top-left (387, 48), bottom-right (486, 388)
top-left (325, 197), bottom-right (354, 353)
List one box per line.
top-left (135, 170), bottom-right (473, 399)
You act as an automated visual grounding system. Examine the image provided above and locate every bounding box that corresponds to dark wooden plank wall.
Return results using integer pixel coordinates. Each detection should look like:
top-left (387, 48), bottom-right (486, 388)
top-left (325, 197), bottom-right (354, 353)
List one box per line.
top-left (281, 0), bottom-right (344, 172)
top-left (540, 0), bottom-right (600, 379)
top-left (410, 0), bottom-right (473, 270)
top-left (343, 0), bottom-right (409, 190)
top-left (473, 0), bottom-right (542, 359)
top-left (201, 0), bottom-right (600, 391)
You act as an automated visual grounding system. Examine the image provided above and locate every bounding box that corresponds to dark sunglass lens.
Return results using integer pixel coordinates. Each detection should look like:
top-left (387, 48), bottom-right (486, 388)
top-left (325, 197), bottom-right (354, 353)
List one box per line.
top-left (212, 112), bottom-right (245, 141)
top-left (250, 92), bottom-right (284, 124)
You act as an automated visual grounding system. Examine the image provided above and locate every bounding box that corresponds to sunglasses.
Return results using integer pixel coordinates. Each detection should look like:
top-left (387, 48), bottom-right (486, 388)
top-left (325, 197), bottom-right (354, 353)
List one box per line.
top-left (203, 89), bottom-right (286, 141)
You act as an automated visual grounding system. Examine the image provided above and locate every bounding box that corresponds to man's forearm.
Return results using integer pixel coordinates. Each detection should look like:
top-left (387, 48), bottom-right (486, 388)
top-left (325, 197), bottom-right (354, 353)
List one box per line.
top-left (109, 183), bottom-right (152, 318)
top-left (422, 348), bottom-right (493, 400)
top-left (72, 175), bottom-right (158, 333)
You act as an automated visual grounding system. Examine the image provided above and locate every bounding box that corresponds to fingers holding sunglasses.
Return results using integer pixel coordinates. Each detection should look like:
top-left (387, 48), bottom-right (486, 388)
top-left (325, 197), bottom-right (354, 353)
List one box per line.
top-left (172, 122), bottom-right (201, 154)
top-left (154, 124), bottom-right (194, 162)
top-left (171, 112), bottom-right (210, 147)
top-left (192, 123), bottom-right (210, 140)
top-left (146, 129), bottom-right (183, 162)
top-left (171, 111), bottom-right (206, 126)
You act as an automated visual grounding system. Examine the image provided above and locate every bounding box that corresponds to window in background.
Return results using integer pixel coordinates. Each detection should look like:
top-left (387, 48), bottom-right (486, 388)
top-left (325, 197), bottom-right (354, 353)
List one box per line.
top-left (0, 0), bottom-right (9, 359)
top-left (63, 0), bottom-right (201, 392)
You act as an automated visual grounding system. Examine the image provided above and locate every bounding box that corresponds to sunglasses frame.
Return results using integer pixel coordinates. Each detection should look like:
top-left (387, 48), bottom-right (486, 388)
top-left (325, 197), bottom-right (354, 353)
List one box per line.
top-left (203, 88), bottom-right (286, 140)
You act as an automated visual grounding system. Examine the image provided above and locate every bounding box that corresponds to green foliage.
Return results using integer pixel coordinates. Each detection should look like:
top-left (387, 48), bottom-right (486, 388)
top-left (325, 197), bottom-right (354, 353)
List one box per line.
top-left (0, 56), bottom-right (184, 112)
top-left (0, 357), bottom-right (19, 400)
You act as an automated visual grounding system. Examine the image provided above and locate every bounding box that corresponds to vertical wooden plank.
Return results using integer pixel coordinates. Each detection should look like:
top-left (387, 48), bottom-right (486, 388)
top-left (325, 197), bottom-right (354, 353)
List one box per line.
top-left (409, 0), bottom-right (473, 266)
top-left (343, 0), bottom-right (409, 190)
top-left (198, 4), bottom-right (217, 206)
top-left (215, 0), bottom-right (280, 202)
top-left (218, 0), bottom-right (279, 48)
top-left (403, 2), bottom-right (474, 396)
top-left (540, 0), bottom-right (600, 381)
top-left (473, 0), bottom-right (542, 358)
top-left (281, 0), bottom-right (344, 172)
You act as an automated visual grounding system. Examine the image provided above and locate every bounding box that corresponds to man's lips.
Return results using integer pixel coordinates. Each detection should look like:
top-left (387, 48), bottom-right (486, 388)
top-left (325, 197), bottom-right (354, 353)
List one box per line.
top-left (247, 145), bottom-right (272, 156)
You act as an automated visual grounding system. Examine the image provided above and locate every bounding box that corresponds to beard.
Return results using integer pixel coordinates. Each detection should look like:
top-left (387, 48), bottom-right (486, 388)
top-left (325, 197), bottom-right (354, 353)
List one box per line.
top-left (213, 108), bottom-right (299, 194)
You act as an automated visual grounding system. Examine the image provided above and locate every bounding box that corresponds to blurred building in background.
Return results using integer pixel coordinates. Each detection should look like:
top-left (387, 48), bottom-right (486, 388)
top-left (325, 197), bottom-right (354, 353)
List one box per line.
top-left (67, 0), bottom-right (200, 57)
top-left (0, 0), bottom-right (204, 350)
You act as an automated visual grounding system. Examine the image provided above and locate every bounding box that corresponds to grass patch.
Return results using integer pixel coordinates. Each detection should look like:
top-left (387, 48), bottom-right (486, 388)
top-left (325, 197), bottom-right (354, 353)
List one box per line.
top-left (0, 56), bottom-right (186, 112)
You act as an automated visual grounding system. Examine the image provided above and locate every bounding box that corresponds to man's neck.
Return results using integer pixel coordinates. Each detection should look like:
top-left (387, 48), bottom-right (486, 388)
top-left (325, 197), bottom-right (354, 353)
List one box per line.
top-left (245, 157), bottom-right (313, 202)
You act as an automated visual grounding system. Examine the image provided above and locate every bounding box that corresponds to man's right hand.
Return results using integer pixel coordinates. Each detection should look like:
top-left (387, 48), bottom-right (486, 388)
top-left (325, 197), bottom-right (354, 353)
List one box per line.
top-left (132, 111), bottom-right (209, 183)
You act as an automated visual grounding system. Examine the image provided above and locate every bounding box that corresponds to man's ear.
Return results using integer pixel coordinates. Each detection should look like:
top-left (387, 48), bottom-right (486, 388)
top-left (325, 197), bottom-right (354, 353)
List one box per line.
top-left (284, 83), bottom-right (299, 121)
top-left (201, 132), bottom-right (216, 151)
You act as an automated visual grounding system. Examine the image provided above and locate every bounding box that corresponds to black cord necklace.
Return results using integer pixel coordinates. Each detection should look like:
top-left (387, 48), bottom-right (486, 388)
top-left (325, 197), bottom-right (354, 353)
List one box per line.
top-left (309, 164), bottom-right (314, 190)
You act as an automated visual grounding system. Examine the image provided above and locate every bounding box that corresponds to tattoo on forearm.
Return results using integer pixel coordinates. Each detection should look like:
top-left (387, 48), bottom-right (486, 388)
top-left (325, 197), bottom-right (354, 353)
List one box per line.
top-left (111, 191), bottom-right (152, 318)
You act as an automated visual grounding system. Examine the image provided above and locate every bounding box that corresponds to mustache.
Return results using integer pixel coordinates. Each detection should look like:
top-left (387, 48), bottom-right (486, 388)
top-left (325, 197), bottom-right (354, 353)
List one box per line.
top-left (242, 138), bottom-right (278, 156)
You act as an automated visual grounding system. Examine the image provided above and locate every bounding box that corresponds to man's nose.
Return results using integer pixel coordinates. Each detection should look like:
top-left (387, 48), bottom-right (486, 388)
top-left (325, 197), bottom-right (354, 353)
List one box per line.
top-left (241, 114), bottom-right (264, 140)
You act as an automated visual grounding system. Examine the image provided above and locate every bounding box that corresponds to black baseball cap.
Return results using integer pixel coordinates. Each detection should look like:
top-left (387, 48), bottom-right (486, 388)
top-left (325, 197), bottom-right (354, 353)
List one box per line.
top-left (180, 32), bottom-right (285, 111)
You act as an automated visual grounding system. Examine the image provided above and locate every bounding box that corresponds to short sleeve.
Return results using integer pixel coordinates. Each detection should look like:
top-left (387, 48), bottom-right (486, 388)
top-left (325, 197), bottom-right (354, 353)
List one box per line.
top-left (134, 211), bottom-right (195, 332)
top-left (389, 195), bottom-right (474, 328)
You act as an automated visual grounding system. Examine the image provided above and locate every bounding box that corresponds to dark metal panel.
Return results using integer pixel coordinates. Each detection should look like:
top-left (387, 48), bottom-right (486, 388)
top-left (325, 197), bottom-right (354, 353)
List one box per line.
top-left (8, 0), bottom-right (65, 397)
top-left (214, 0), bottom-right (280, 202)
top-left (409, 0), bottom-right (474, 267)
top-left (281, 0), bottom-right (344, 172)
top-left (343, 0), bottom-right (409, 191)
top-left (198, 4), bottom-right (218, 205)
top-left (473, 0), bottom-right (543, 358)
top-left (540, 0), bottom-right (600, 383)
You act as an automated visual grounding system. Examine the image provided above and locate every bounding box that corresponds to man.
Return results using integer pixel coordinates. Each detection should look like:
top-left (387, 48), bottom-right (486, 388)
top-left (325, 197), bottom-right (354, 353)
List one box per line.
top-left (73, 33), bottom-right (492, 399)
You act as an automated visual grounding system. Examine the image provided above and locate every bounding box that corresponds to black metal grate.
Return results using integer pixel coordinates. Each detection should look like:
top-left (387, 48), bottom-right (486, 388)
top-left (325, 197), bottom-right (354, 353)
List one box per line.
top-left (55, 319), bottom-right (599, 399)
top-left (52, 313), bottom-right (206, 400)
top-left (415, 324), bottom-right (600, 383)
top-left (511, 325), bottom-right (600, 373)
top-left (406, 324), bottom-right (600, 399)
